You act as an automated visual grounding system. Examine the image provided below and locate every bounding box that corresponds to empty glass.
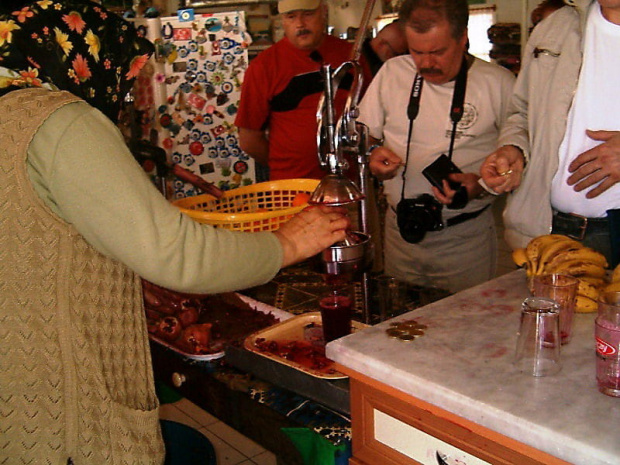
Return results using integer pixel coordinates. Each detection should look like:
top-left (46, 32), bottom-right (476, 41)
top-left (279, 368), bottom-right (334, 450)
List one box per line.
top-left (514, 297), bottom-right (561, 377)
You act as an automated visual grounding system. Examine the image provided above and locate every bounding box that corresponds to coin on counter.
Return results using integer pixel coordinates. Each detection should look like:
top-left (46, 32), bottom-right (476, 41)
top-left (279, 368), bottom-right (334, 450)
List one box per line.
top-left (397, 334), bottom-right (416, 342)
top-left (406, 329), bottom-right (425, 336)
top-left (386, 328), bottom-right (407, 338)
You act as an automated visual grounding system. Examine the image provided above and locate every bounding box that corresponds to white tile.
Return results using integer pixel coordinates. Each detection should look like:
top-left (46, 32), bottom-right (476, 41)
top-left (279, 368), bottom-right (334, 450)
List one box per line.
top-left (249, 450), bottom-right (278, 465)
top-left (158, 403), bottom-right (202, 430)
top-left (173, 398), bottom-right (220, 427)
top-left (207, 421), bottom-right (266, 458)
top-left (198, 427), bottom-right (247, 465)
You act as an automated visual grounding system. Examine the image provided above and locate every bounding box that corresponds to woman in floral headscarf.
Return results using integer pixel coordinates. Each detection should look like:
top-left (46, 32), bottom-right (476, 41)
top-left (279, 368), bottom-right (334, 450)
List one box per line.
top-left (0, 1), bottom-right (349, 463)
top-left (0, 0), bottom-right (153, 122)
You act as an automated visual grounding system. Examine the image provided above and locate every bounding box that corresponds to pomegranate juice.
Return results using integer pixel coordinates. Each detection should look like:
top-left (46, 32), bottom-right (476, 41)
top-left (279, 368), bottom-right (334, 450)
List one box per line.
top-left (320, 294), bottom-right (352, 343)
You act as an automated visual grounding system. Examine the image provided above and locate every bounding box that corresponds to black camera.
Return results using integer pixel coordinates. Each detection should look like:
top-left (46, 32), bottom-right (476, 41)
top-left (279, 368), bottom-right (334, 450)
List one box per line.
top-left (396, 194), bottom-right (444, 244)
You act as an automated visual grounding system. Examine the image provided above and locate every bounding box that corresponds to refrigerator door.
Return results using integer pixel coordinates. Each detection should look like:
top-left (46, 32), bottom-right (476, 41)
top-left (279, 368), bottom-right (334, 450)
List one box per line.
top-left (132, 12), bottom-right (255, 199)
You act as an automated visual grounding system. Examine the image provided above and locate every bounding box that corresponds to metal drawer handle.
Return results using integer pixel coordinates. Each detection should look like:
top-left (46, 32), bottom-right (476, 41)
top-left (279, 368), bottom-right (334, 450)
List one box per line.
top-left (436, 451), bottom-right (449, 465)
top-left (171, 372), bottom-right (186, 388)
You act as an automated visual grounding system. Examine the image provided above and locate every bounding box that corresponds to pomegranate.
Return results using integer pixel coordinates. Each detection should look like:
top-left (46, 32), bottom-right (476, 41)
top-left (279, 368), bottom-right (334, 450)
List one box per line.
top-left (177, 306), bottom-right (199, 328)
top-left (156, 316), bottom-right (182, 342)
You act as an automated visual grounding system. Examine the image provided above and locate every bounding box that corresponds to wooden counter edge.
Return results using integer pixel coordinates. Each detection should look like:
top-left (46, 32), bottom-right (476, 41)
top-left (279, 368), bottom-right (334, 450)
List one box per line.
top-left (334, 363), bottom-right (570, 465)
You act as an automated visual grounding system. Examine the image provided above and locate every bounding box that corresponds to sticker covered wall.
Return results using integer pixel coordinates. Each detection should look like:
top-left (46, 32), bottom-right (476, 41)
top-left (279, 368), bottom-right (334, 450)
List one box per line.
top-left (131, 10), bottom-right (255, 199)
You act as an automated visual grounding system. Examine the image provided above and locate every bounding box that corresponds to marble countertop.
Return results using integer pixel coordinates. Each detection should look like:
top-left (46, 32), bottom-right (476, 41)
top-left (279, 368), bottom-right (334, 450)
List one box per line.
top-left (326, 270), bottom-right (620, 465)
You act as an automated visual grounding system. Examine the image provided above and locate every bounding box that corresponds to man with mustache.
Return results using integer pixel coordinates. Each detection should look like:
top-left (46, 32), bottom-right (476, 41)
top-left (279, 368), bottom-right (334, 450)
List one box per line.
top-left (235, 0), bottom-right (371, 180)
top-left (358, 0), bottom-right (515, 293)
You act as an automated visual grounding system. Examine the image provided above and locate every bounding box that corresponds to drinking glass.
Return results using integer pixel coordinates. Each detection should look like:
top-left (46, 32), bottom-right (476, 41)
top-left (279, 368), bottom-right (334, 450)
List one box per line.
top-left (531, 273), bottom-right (578, 344)
top-left (514, 297), bottom-right (561, 377)
top-left (319, 286), bottom-right (354, 343)
top-left (596, 291), bottom-right (620, 397)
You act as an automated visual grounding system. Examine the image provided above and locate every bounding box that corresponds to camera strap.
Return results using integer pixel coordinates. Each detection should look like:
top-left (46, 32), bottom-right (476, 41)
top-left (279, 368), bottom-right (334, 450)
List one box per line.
top-left (400, 55), bottom-right (469, 202)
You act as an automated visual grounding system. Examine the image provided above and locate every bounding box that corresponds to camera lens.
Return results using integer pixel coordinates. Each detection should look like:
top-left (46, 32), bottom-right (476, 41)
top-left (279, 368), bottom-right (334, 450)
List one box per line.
top-left (398, 219), bottom-right (427, 243)
top-left (396, 195), bottom-right (443, 244)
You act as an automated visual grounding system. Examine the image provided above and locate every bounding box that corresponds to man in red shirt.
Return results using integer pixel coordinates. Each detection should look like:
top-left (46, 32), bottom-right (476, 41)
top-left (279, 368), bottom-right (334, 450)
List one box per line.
top-left (235, 0), bottom-right (371, 180)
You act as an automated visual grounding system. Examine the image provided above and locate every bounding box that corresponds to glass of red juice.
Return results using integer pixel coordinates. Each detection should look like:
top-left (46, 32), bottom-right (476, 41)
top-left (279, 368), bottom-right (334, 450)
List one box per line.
top-left (319, 286), bottom-right (353, 343)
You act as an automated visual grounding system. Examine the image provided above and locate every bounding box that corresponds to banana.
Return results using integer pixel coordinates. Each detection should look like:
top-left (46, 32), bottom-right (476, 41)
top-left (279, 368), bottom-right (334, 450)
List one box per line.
top-left (525, 234), bottom-right (573, 275)
top-left (612, 264), bottom-right (620, 283)
top-left (537, 237), bottom-right (581, 273)
top-left (575, 295), bottom-right (598, 313)
top-left (512, 248), bottom-right (528, 267)
top-left (543, 246), bottom-right (608, 272)
top-left (547, 260), bottom-right (607, 278)
top-left (604, 281), bottom-right (620, 293)
top-left (579, 275), bottom-right (607, 289)
top-left (577, 278), bottom-right (602, 301)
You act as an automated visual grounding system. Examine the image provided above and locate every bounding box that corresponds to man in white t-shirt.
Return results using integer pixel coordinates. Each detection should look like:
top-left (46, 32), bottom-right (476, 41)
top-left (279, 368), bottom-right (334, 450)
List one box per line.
top-left (480, 0), bottom-right (620, 267)
top-left (358, 0), bottom-right (515, 293)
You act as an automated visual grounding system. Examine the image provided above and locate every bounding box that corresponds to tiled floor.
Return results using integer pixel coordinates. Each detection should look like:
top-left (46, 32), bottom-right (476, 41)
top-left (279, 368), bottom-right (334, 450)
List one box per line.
top-left (158, 196), bottom-right (516, 464)
top-left (159, 397), bottom-right (278, 465)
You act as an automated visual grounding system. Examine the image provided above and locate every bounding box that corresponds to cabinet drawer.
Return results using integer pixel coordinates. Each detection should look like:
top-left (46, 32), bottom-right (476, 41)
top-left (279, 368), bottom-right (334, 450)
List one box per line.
top-left (374, 409), bottom-right (491, 465)
top-left (343, 368), bottom-right (569, 465)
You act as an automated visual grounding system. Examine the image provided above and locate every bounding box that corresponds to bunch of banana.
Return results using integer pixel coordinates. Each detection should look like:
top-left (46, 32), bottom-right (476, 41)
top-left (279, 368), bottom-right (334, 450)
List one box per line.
top-left (512, 234), bottom-right (609, 313)
top-left (602, 263), bottom-right (620, 293)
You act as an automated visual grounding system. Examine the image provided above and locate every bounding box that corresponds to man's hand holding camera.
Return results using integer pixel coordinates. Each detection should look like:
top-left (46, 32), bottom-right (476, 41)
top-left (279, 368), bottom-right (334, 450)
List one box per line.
top-left (433, 172), bottom-right (485, 205)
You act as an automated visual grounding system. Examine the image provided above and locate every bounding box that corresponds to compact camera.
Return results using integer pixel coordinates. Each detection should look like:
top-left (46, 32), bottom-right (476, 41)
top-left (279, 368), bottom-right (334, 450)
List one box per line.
top-left (396, 194), bottom-right (444, 244)
top-left (422, 154), bottom-right (468, 210)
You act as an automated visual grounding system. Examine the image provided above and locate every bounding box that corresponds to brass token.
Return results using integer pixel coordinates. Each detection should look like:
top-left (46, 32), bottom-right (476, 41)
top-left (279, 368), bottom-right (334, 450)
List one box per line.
top-left (404, 328), bottom-right (425, 336)
top-left (415, 324), bottom-right (428, 330)
top-left (386, 328), bottom-right (406, 338)
top-left (398, 334), bottom-right (416, 342)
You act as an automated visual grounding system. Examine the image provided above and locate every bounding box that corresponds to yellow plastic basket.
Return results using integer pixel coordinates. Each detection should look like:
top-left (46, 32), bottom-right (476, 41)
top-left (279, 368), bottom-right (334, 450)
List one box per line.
top-left (172, 178), bottom-right (320, 232)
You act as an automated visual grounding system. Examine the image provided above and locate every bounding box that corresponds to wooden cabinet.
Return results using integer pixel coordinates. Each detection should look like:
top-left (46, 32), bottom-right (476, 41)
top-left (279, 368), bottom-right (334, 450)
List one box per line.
top-left (337, 365), bottom-right (570, 465)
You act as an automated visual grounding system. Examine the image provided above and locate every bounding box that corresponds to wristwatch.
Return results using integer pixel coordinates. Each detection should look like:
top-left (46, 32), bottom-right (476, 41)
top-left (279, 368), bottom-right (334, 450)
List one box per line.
top-left (368, 144), bottom-right (381, 156)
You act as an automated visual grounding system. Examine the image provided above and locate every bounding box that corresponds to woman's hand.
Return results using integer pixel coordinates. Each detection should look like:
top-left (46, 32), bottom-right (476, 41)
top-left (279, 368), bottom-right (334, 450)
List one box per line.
top-left (274, 205), bottom-right (350, 268)
top-left (369, 147), bottom-right (404, 181)
top-left (480, 145), bottom-right (525, 194)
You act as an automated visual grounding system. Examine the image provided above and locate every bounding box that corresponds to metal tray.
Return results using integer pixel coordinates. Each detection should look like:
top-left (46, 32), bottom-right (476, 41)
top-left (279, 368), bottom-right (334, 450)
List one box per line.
top-left (149, 294), bottom-right (293, 361)
top-left (244, 312), bottom-right (367, 379)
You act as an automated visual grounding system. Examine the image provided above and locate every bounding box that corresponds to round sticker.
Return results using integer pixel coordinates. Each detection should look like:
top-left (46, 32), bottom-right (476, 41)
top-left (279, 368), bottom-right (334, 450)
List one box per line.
top-left (189, 141), bottom-right (204, 156)
top-left (159, 114), bottom-right (172, 127)
top-left (233, 160), bottom-right (248, 174)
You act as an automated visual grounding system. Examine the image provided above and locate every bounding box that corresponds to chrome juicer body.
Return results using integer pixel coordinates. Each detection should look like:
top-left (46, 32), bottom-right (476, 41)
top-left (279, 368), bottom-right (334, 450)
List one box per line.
top-left (311, 57), bottom-right (374, 322)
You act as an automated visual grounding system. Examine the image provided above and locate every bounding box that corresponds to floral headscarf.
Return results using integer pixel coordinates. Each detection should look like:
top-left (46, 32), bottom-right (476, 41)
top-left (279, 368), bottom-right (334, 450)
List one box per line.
top-left (0, 0), bottom-right (153, 122)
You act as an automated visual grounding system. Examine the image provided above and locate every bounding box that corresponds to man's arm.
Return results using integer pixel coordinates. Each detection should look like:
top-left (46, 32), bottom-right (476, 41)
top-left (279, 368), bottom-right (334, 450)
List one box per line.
top-left (238, 127), bottom-right (269, 166)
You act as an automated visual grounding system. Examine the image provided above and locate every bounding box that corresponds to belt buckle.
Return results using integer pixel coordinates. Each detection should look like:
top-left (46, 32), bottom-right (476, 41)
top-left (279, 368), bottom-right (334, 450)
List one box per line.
top-left (568, 213), bottom-right (588, 241)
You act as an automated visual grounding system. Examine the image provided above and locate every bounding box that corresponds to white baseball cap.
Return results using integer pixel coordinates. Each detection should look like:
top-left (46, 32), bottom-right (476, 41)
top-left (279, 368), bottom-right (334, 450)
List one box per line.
top-left (278, 0), bottom-right (321, 14)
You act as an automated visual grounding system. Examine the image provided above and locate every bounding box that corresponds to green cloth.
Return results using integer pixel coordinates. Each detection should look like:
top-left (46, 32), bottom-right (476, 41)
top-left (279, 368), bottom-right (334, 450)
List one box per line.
top-left (155, 381), bottom-right (183, 405)
top-left (282, 427), bottom-right (349, 465)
